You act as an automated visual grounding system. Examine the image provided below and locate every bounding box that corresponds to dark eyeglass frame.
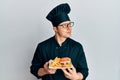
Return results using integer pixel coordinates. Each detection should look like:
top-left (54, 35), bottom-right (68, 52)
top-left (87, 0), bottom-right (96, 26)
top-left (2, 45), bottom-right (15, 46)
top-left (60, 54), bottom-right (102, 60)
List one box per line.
top-left (58, 22), bottom-right (74, 29)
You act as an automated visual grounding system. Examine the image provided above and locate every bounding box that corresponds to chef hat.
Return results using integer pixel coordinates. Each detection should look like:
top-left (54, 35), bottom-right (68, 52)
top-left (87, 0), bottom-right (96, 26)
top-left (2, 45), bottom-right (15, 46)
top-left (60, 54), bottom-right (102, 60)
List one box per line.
top-left (46, 3), bottom-right (71, 27)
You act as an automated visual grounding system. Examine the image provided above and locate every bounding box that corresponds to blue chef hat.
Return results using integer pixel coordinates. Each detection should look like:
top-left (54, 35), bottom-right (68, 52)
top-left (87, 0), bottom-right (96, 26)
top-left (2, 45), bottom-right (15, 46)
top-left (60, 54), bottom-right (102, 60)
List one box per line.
top-left (46, 3), bottom-right (71, 27)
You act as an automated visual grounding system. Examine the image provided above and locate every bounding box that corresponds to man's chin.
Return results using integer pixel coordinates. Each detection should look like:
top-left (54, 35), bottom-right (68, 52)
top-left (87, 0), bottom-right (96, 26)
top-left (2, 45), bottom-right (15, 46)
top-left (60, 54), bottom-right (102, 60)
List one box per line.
top-left (68, 34), bottom-right (71, 37)
top-left (65, 35), bottom-right (71, 38)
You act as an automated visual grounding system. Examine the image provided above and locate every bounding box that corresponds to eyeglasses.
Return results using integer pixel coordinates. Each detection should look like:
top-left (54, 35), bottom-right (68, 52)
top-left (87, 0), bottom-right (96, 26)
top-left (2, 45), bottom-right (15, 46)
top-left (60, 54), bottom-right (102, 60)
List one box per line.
top-left (58, 22), bottom-right (74, 29)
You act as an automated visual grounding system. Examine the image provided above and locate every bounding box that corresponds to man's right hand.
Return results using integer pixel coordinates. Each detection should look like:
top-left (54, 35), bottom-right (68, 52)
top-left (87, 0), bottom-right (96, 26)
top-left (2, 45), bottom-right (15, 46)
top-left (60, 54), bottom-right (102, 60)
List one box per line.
top-left (38, 61), bottom-right (57, 77)
top-left (44, 61), bottom-right (57, 74)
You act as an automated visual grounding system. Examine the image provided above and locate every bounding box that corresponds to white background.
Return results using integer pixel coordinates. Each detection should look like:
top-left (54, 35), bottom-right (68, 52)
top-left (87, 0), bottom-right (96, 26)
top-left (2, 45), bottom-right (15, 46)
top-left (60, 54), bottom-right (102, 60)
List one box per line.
top-left (0, 0), bottom-right (120, 80)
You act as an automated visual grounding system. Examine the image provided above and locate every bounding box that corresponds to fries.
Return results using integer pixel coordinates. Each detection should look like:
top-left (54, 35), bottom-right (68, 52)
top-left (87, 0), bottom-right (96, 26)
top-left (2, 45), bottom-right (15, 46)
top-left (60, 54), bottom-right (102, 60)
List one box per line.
top-left (49, 57), bottom-right (62, 68)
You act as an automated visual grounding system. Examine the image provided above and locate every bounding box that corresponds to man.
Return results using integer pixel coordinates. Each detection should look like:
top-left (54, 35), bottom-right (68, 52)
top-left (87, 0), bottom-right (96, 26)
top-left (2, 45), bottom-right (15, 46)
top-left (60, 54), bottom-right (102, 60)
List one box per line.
top-left (30, 3), bottom-right (89, 80)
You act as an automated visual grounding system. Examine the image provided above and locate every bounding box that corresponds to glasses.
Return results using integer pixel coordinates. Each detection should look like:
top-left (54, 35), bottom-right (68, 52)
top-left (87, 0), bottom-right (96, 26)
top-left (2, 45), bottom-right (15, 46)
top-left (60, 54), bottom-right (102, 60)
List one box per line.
top-left (58, 22), bottom-right (74, 29)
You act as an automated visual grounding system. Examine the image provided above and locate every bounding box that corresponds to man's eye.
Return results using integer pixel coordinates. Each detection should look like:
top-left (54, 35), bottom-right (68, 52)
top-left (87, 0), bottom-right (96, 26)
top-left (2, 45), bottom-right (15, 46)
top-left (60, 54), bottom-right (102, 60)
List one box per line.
top-left (63, 25), bottom-right (67, 28)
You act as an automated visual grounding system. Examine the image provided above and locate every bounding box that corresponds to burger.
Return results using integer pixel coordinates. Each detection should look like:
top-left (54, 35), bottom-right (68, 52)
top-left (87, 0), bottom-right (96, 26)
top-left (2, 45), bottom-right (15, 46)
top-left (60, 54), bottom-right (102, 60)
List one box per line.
top-left (60, 57), bottom-right (72, 68)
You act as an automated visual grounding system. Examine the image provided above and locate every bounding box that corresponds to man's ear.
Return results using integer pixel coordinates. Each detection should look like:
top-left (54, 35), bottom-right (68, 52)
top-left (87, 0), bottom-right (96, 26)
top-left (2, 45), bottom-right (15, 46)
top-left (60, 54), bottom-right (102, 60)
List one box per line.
top-left (53, 27), bottom-right (57, 32)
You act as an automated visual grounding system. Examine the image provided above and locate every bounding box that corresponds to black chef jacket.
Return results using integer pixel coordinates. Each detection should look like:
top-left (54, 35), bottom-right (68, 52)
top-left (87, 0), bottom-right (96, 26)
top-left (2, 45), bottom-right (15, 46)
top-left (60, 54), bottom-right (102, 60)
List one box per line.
top-left (30, 36), bottom-right (89, 80)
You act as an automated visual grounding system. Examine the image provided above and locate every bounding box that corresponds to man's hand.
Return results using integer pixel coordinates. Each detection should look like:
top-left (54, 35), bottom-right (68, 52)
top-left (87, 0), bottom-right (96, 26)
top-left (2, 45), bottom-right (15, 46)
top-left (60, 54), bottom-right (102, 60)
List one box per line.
top-left (62, 65), bottom-right (83, 80)
top-left (44, 61), bottom-right (57, 74)
top-left (38, 61), bottom-right (56, 76)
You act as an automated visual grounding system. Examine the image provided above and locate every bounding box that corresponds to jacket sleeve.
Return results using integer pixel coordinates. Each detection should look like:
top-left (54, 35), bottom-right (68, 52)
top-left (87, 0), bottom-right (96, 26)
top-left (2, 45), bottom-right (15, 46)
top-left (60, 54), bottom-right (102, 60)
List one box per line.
top-left (76, 45), bottom-right (89, 80)
top-left (30, 44), bottom-right (44, 79)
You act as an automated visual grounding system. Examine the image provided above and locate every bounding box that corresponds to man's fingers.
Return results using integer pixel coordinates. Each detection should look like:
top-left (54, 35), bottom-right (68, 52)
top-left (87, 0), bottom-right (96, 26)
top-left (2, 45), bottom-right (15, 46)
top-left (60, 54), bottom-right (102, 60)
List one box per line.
top-left (67, 68), bottom-right (73, 74)
top-left (44, 62), bottom-right (49, 69)
top-left (62, 69), bottom-right (71, 76)
top-left (71, 65), bottom-right (76, 72)
top-left (45, 62), bottom-right (49, 66)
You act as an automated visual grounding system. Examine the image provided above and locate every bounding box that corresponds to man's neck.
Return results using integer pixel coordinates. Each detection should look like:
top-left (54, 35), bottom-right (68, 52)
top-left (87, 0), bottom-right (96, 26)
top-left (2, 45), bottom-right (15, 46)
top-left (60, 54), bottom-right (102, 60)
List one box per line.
top-left (55, 35), bottom-right (67, 46)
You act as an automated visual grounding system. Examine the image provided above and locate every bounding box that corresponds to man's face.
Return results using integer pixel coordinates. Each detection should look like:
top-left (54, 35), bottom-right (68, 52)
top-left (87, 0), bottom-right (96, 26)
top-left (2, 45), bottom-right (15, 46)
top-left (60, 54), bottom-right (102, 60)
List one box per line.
top-left (53, 21), bottom-right (74, 38)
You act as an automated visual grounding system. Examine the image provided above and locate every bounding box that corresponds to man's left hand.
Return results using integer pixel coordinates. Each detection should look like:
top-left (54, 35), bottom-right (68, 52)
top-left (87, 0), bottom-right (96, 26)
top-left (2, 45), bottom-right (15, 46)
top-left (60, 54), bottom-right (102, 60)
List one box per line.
top-left (62, 65), bottom-right (83, 80)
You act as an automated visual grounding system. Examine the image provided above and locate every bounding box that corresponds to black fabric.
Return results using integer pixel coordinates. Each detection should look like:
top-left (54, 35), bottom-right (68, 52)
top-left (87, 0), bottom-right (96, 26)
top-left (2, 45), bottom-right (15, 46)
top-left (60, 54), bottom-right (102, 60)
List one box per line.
top-left (46, 3), bottom-right (71, 27)
top-left (30, 36), bottom-right (89, 80)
